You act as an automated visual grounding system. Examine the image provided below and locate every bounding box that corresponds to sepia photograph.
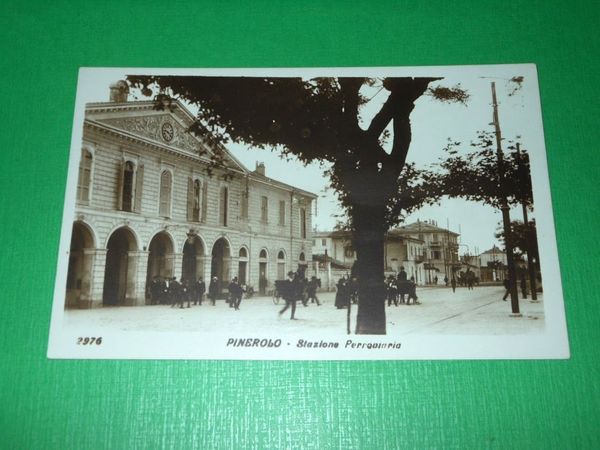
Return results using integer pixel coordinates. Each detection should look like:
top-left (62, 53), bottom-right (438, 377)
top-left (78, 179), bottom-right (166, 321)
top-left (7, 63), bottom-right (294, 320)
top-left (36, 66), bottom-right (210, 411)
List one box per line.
top-left (47, 65), bottom-right (569, 359)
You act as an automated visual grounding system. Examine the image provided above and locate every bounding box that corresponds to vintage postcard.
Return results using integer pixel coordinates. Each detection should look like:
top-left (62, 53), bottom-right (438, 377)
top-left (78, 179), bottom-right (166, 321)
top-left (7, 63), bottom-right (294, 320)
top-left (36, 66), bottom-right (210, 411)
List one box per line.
top-left (47, 65), bottom-right (569, 359)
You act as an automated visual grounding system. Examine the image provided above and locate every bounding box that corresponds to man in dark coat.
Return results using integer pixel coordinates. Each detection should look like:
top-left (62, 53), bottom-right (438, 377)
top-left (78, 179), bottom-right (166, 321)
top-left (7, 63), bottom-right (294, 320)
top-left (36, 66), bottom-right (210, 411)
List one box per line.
top-left (229, 277), bottom-right (244, 310)
top-left (170, 277), bottom-right (183, 308)
top-left (307, 276), bottom-right (321, 306)
top-left (194, 278), bottom-right (206, 305)
top-left (150, 276), bottom-right (162, 305)
top-left (208, 276), bottom-right (219, 306)
top-left (335, 276), bottom-right (348, 309)
top-left (279, 271), bottom-right (298, 319)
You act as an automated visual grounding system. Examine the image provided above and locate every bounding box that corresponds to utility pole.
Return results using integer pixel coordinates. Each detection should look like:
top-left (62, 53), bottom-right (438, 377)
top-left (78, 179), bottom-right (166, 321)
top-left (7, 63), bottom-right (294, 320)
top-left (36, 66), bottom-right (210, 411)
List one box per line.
top-left (516, 143), bottom-right (538, 301)
top-left (491, 82), bottom-right (520, 315)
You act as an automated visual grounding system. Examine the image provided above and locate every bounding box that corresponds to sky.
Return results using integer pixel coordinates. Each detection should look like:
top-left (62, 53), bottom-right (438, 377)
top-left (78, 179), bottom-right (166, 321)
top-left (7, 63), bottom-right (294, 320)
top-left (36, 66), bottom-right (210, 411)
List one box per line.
top-left (78, 66), bottom-right (547, 257)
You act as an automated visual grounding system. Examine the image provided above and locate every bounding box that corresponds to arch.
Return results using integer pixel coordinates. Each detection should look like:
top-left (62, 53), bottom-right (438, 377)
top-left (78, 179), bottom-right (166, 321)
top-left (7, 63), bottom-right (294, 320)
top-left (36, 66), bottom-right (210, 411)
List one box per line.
top-left (238, 246), bottom-right (249, 260)
top-left (299, 252), bottom-right (306, 262)
top-left (103, 226), bottom-right (138, 306)
top-left (73, 219), bottom-right (97, 249)
top-left (259, 248), bottom-right (268, 260)
top-left (66, 221), bottom-right (96, 308)
top-left (277, 250), bottom-right (286, 260)
top-left (182, 234), bottom-right (206, 284)
top-left (146, 231), bottom-right (175, 303)
top-left (211, 237), bottom-right (232, 296)
top-left (104, 224), bottom-right (140, 251)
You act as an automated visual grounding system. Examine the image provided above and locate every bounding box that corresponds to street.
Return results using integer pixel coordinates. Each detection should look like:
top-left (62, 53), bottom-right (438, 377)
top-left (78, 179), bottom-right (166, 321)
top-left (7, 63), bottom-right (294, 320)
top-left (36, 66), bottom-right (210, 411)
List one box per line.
top-left (62, 286), bottom-right (544, 336)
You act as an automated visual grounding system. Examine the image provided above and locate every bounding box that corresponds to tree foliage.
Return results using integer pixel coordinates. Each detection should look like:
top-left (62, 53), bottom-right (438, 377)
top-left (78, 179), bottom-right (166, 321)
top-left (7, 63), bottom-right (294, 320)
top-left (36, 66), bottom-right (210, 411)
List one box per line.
top-left (127, 75), bottom-right (464, 228)
top-left (434, 133), bottom-right (533, 210)
top-left (496, 219), bottom-right (539, 266)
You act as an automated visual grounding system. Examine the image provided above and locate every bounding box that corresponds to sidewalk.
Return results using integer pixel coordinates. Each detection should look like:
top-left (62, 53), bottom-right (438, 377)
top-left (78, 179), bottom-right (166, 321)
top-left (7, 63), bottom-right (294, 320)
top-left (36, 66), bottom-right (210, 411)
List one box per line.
top-left (62, 286), bottom-right (544, 335)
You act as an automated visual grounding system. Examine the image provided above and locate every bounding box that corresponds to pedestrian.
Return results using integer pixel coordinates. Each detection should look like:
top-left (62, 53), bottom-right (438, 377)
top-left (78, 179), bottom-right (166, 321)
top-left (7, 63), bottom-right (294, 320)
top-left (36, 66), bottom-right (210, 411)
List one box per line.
top-left (170, 277), bottom-right (183, 308)
top-left (279, 271), bottom-right (298, 319)
top-left (466, 270), bottom-right (474, 290)
top-left (348, 276), bottom-right (359, 304)
top-left (150, 276), bottom-right (161, 305)
top-left (307, 276), bottom-right (321, 306)
top-left (228, 277), bottom-right (243, 310)
top-left (181, 277), bottom-right (192, 308)
top-left (406, 276), bottom-right (419, 305)
top-left (451, 276), bottom-right (457, 293)
top-left (194, 277), bottom-right (206, 305)
top-left (299, 276), bottom-right (309, 306)
top-left (502, 277), bottom-right (510, 301)
top-left (444, 275), bottom-right (449, 287)
top-left (334, 276), bottom-right (348, 309)
top-left (208, 276), bottom-right (219, 306)
top-left (387, 276), bottom-right (398, 306)
top-left (520, 275), bottom-right (528, 299)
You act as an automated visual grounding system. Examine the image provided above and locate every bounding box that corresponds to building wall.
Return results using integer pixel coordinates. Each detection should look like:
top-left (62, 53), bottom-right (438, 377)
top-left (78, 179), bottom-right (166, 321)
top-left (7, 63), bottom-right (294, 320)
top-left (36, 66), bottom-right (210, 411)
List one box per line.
top-left (67, 108), bottom-right (313, 308)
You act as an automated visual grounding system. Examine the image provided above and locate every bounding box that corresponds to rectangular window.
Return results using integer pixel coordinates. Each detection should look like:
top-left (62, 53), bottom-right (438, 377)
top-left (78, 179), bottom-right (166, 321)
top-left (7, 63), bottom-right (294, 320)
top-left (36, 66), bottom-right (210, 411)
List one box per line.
top-left (220, 186), bottom-right (229, 227)
top-left (261, 196), bottom-right (268, 223)
top-left (279, 200), bottom-right (285, 226)
top-left (241, 191), bottom-right (249, 219)
top-left (300, 208), bottom-right (307, 239)
top-left (77, 150), bottom-right (92, 203)
top-left (321, 239), bottom-right (326, 246)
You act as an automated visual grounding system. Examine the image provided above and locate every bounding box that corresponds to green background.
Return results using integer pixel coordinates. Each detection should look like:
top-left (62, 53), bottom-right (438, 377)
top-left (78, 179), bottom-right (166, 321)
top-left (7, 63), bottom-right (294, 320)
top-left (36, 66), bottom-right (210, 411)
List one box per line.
top-left (1, 1), bottom-right (599, 448)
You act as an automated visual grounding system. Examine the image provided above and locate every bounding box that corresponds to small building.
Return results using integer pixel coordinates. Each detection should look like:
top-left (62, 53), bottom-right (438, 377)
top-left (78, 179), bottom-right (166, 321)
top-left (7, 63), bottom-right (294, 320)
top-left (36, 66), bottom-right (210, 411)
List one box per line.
top-left (478, 245), bottom-right (507, 282)
top-left (310, 228), bottom-right (427, 285)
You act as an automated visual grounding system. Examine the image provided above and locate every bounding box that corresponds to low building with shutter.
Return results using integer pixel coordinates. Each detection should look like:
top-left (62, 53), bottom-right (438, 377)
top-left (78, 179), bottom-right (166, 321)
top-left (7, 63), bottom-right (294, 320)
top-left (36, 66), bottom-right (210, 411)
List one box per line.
top-left (65, 82), bottom-right (316, 308)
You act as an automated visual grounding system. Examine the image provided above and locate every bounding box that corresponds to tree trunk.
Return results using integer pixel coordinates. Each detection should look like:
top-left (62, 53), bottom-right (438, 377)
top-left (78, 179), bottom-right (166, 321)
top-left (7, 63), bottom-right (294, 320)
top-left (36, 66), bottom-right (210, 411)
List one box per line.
top-left (353, 204), bottom-right (387, 335)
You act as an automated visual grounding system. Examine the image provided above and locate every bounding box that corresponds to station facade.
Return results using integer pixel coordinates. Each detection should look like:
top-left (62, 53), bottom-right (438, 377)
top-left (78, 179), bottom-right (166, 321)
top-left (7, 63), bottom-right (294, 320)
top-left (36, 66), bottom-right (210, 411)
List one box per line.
top-left (65, 84), bottom-right (315, 308)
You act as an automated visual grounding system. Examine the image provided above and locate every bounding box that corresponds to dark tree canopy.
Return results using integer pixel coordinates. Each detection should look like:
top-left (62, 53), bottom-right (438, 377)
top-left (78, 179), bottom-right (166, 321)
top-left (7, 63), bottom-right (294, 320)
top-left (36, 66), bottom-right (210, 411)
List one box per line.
top-left (127, 76), bottom-right (463, 229)
top-left (496, 219), bottom-right (539, 265)
top-left (433, 133), bottom-right (534, 210)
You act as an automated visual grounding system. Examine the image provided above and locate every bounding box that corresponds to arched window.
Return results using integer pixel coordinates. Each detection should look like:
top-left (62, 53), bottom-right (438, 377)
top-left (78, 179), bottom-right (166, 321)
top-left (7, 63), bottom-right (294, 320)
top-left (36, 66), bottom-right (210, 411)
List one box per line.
top-left (277, 250), bottom-right (286, 279)
top-left (122, 161), bottom-right (135, 212)
top-left (239, 247), bottom-right (248, 259)
top-left (159, 170), bottom-right (172, 217)
top-left (259, 249), bottom-right (268, 259)
top-left (77, 149), bottom-right (93, 203)
top-left (299, 252), bottom-right (306, 262)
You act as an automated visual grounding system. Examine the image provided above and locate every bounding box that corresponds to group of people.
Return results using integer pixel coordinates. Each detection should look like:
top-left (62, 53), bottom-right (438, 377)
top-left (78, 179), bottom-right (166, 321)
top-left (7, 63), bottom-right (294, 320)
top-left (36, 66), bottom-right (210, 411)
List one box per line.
top-left (149, 276), bottom-right (220, 308)
top-left (278, 272), bottom-right (322, 320)
top-left (334, 275), bottom-right (358, 309)
top-left (385, 267), bottom-right (419, 306)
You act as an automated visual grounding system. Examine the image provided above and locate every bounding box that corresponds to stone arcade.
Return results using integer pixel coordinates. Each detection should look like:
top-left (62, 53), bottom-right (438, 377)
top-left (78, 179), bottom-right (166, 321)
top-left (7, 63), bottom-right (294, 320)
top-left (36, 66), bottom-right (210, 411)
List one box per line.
top-left (65, 82), bottom-right (315, 308)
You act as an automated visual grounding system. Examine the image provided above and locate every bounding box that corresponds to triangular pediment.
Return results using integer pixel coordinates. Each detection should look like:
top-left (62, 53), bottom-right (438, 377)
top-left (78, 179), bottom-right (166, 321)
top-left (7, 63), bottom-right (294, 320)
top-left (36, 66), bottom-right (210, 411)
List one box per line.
top-left (86, 101), bottom-right (247, 172)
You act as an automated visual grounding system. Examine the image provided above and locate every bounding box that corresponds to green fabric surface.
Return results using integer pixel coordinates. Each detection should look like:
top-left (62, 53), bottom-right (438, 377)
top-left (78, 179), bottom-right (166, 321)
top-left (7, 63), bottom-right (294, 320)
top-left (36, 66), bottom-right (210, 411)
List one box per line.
top-left (1, 1), bottom-right (598, 448)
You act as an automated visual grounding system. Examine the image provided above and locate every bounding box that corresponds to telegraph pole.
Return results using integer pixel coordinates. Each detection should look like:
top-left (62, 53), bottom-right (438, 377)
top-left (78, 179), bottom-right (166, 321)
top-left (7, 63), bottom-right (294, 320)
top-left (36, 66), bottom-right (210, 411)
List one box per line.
top-left (491, 82), bottom-right (520, 315)
top-left (516, 143), bottom-right (538, 301)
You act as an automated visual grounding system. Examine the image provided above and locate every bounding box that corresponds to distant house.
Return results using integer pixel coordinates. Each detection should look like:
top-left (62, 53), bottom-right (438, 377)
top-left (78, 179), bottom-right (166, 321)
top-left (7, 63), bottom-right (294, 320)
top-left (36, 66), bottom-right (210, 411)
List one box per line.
top-left (477, 245), bottom-right (507, 282)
